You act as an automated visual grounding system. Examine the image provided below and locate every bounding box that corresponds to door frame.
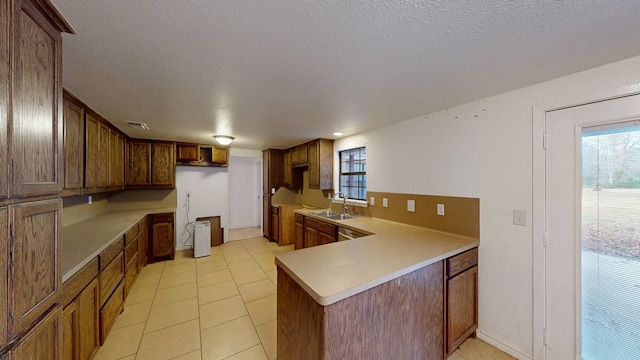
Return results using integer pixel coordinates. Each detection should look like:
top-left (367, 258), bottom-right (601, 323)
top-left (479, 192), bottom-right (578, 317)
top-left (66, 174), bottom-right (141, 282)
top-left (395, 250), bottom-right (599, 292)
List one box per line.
top-left (532, 90), bottom-right (640, 360)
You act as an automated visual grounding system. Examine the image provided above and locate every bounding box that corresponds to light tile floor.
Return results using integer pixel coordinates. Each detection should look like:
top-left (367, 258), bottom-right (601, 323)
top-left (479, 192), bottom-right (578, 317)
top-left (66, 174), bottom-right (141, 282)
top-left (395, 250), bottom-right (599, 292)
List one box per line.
top-left (94, 230), bottom-right (514, 360)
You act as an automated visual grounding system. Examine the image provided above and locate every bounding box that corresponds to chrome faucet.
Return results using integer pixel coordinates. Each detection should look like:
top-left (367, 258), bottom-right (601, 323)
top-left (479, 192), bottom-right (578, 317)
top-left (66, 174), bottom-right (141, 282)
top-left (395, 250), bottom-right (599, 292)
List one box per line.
top-left (338, 192), bottom-right (348, 214)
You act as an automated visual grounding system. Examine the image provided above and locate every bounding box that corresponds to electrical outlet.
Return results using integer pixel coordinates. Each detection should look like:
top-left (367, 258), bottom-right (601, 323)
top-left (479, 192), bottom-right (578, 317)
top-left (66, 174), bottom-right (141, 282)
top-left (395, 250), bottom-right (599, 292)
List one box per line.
top-left (383, 198), bottom-right (388, 208)
top-left (437, 204), bottom-right (445, 216)
top-left (407, 199), bottom-right (415, 212)
top-left (370, 197), bottom-right (375, 206)
top-left (513, 209), bottom-right (527, 226)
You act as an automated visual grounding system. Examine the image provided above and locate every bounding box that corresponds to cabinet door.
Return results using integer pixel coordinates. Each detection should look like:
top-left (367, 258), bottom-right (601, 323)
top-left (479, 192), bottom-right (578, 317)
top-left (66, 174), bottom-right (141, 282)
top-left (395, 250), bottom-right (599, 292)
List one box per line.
top-left (211, 145), bottom-right (228, 164)
top-left (151, 213), bottom-right (174, 260)
top-left (77, 278), bottom-right (99, 360)
top-left (295, 221), bottom-right (304, 250)
top-left (0, 0), bottom-right (9, 200)
top-left (272, 212), bottom-right (279, 242)
top-left (137, 221), bottom-right (148, 268)
top-left (151, 142), bottom-right (175, 187)
top-left (308, 140), bottom-right (319, 188)
top-left (109, 130), bottom-right (125, 188)
top-left (63, 95), bottom-right (84, 192)
top-left (176, 143), bottom-right (199, 162)
top-left (62, 303), bottom-right (77, 360)
top-left (11, 306), bottom-right (62, 360)
top-left (0, 207), bottom-right (7, 349)
top-left (127, 140), bottom-right (151, 186)
top-left (447, 265), bottom-right (478, 354)
top-left (11, 0), bottom-right (64, 197)
top-left (283, 151), bottom-right (292, 188)
top-left (9, 199), bottom-right (61, 338)
top-left (84, 113), bottom-right (99, 188)
top-left (317, 231), bottom-right (336, 246)
top-left (304, 227), bottom-right (318, 248)
top-left (96, 122), bottom-right (110, 187)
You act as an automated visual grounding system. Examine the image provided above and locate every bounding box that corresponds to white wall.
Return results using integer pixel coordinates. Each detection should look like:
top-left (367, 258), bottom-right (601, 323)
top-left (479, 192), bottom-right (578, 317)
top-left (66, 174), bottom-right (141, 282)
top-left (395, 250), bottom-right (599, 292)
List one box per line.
top-left (175, 166), bottom-right (228, 249)
top-left (334, 55), bottom-right (640, 359)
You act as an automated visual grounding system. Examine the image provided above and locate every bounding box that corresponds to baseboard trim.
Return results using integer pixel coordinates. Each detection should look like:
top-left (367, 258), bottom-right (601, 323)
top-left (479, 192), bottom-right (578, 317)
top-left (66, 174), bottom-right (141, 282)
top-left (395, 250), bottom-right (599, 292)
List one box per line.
top-left (476, 330), bottom-right (532, 360)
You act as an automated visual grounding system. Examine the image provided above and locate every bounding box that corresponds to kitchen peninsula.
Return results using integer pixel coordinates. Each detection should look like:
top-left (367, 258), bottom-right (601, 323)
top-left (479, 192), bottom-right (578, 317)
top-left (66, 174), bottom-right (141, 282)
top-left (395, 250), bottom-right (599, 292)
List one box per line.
top-left (275, 212), bottom-right (479, 359)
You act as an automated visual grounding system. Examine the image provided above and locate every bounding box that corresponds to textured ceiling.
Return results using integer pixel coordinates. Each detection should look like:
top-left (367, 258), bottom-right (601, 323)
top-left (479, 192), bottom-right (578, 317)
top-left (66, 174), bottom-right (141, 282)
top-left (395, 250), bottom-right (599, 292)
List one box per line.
top-left (51, 0), bottom-right (640, 150)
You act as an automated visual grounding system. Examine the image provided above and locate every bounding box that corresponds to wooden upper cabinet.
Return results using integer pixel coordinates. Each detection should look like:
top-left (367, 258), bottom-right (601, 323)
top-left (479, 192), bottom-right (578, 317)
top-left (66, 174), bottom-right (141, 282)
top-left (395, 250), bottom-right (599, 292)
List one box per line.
top-left (8, 198), bottom-right (62, 339)
top-left (127, 140), bottom-right (151, 186)
top-left (109, 130), bottom-right (125, 188)
top-left (85, 113), bottom-right (112, 190)
top-left (176, 143), bottom-right (199, 162)
top-left (308, 139), bottom-right (334, 190)
top-left (291, 144), bottom-right (308, 167)
top-left (211, 145), bottom-right (228, 164)
top-left (10, 0), bottom-right (73, 197)
top-left (127, 140), bottom-right (175, 188)
top-left (0, 0), bottom-right (8, 201)
top-left (151, 141), bottom-right (175, 187)
top-left (62, 93), bottom-right (84, 195)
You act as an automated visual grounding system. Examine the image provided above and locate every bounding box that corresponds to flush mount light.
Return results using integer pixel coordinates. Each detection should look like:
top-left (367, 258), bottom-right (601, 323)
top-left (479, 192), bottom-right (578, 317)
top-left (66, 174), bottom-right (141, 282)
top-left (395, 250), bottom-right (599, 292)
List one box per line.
top-left (213, 135), bottom-right (235, 146)
top-left (333, 132), bottom-right (343, 136)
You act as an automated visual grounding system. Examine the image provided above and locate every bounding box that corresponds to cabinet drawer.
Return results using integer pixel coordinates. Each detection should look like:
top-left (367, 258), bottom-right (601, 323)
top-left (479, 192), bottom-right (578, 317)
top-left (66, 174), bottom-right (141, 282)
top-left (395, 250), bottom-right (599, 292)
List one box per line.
top-left (99, 280), bottom-right (124, 345)
top-left (99, 237), bottom-right (124, 271)
top-left (62, 257), bottom-right (99, 306)
top-left (125, 256), bottom-right (139, 297)
top-left (152, 213), bottom-right (173, 223)
top-left (125, 237), bottom-right (138, 269)
top-left (99, 252), bottom-right (124, 307)
top-left (305, 217), bottom-right (336, 236)
top-left (447, 248), bottom-right (478, 278)
top-left (124, 223), bottom-right (139, 245)
top-left (295, 213), bottom-right (304, 223)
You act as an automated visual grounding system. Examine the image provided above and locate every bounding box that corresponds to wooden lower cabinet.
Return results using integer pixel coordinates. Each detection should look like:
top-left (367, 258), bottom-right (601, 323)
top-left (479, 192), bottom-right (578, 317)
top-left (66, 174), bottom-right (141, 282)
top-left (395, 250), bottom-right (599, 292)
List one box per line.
top-left (277, 261), bottom-right (444, 359)
top-left (8, 199), bottom-right (62, 339)
top-left (303, 217), bottom-right (337, 248)
top-left (137, 221), bottom-right (148, 269)
top-left (99, 281), bottom-right (124, 345)
top-left (11, 306), bottom-right (63, 360)
top-left (0, 207), bottom-right (7, 350)
top-left (271, 207), bottom-right (279, 243)
top-left (62, 302), bottom-right (77, 360)
top-left (446, 248), bottom-right (479, 354)
top-left (294, 215), bottom-right (304, 250)
top-left (149, 213), bottom-right (175, 263)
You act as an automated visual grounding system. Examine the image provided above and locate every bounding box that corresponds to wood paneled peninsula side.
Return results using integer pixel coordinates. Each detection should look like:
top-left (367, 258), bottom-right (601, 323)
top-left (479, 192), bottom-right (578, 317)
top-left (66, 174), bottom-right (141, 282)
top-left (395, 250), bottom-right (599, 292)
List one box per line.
top-left (275, 211), bottom-right (479, 360)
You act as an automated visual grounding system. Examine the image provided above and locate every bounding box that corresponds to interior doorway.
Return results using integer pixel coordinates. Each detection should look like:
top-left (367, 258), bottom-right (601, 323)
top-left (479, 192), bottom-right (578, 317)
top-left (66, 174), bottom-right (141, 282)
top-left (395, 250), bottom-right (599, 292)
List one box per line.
top-left (542, 94), bottom-right (640, 359)
top-left (228, 156), bottom-right (262, 230)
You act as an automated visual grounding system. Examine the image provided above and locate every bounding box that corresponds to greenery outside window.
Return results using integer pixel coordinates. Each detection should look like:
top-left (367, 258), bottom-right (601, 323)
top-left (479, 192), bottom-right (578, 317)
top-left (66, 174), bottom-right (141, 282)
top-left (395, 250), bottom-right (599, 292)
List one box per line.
top-left (339, 147), bottom-right (366, 200)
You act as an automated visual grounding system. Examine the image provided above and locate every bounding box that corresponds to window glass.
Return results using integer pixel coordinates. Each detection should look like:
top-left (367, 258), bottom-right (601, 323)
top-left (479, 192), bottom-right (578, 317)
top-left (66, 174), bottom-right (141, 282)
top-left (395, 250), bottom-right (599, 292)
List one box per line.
top-left (339, 147), bottom-right (366, 200)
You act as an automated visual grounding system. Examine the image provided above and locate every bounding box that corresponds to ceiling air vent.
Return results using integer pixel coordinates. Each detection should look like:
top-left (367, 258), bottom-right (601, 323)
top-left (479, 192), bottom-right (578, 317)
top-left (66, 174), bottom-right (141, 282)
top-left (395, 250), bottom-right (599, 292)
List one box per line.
top-left (126, 121), bottom-right (149, 130)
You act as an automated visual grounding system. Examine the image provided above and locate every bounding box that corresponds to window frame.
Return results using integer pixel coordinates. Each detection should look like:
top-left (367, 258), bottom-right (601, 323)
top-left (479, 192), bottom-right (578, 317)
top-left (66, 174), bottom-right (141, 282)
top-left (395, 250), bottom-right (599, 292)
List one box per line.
top-left (338, 147), bottom-right (366, 201)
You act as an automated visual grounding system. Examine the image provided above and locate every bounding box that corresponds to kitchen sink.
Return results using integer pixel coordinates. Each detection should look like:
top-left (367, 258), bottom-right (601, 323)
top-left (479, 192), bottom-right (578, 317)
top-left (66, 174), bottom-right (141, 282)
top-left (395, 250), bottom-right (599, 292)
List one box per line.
top-left (312, 210), bottom-right (358, 221)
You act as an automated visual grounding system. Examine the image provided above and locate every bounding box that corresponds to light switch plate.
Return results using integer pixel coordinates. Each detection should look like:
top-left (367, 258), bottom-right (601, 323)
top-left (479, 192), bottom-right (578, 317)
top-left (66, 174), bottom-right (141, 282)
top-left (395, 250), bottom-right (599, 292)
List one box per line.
top-left (383, 198), bottom-right (388, 208)
top-left (437, 204), bottom-right (445, 216)
top-left (407, 200), bottom-right (415, 212)
top-left (370, 197), bottom-right (375, 206)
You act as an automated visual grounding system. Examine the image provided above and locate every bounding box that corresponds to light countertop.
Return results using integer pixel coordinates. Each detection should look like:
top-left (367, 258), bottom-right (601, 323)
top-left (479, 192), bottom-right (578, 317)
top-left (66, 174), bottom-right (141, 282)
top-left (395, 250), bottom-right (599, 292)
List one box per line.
top-left (62, 208), bottom-right (175, 282)
top-left (274, 208), bottom-right (479, 306)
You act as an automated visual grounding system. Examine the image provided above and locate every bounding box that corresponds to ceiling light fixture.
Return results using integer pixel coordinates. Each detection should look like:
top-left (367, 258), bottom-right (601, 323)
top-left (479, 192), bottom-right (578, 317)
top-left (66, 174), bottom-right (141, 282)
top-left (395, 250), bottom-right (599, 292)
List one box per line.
top-left (333, 132), bottom-right (343, 136)
top-left (213, 135), bottom-right (235, 146)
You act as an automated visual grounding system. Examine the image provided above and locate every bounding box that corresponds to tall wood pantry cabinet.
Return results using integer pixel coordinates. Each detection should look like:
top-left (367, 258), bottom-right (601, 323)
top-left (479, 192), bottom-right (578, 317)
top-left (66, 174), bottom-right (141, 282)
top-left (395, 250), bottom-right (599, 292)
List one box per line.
top-left (262, 149), bottom-right (284, 239)
top-left (0, 0), bottom-right (74, 358)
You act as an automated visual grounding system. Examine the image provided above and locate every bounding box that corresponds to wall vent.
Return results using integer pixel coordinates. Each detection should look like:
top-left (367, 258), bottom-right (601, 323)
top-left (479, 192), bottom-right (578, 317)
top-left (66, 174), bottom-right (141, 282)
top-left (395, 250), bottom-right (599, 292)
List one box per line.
top-left (126, 121), bottom-right (149, 130)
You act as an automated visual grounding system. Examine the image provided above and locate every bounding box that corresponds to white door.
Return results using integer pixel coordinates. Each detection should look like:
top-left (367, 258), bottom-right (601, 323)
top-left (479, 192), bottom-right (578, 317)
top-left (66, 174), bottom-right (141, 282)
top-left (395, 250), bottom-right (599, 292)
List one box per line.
top-left (545, 94), bottom-right (640, 359)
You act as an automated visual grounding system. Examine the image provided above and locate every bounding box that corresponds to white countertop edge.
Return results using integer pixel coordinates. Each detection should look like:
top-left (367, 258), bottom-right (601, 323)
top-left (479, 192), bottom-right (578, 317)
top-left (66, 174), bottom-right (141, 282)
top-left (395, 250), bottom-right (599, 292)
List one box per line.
top-left (275, 242), bottom-right (478, 306)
